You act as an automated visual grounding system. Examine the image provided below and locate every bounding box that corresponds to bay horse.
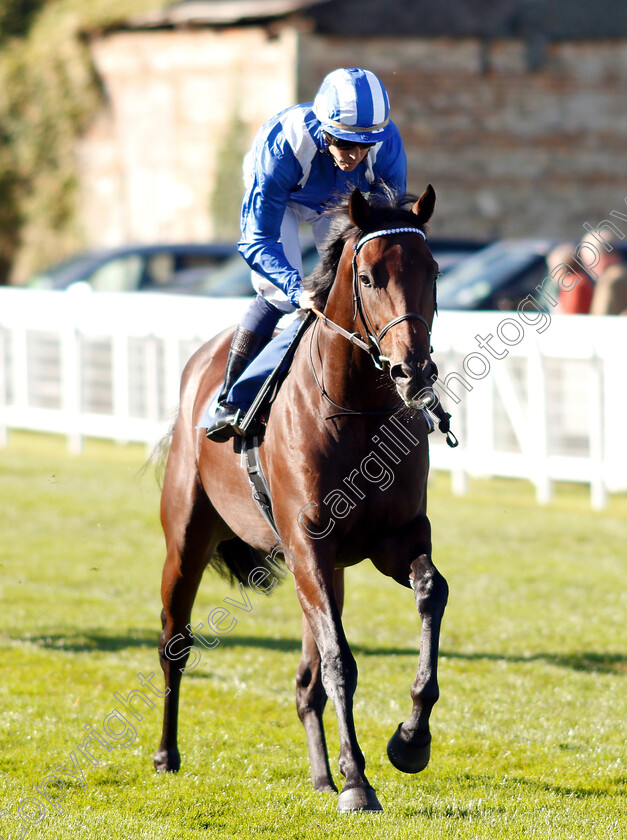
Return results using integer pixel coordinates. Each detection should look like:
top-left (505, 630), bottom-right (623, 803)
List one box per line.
top-left (154, 185), bottom-right (449, 812)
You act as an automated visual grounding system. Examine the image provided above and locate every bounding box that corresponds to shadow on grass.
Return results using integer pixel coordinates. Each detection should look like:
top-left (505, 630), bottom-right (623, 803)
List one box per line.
top-left (439, 649), bottom-right (627, 675)
top-left (14, 631), bottom-right (626, 675)
top-left (510, 775), bottom-right (620, 799)
top-left (14, 629), bottom-right (159, 652)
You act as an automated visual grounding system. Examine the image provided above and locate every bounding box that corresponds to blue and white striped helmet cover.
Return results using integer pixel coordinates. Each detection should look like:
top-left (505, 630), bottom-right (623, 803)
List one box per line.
top-left (313, 67), bottom-right (394, 144)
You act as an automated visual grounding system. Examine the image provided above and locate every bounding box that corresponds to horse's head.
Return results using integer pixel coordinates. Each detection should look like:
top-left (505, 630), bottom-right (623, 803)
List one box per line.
top-left (346, 185), bottom-right (439, 410)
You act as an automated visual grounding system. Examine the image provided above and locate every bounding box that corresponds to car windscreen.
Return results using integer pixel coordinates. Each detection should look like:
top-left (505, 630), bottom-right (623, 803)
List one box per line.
top-left (189, 242), bottom-right (319, 296)
top-left (437, 243), bottom-right (541, 309)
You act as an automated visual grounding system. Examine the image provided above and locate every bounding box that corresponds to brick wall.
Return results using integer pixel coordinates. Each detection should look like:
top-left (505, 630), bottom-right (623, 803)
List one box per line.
top-left (298, 35), bottom-right (627, 240)
top-left (78, 27), bottom-right (297, 245)
top-left (79, 28), bottom-right (627, 247)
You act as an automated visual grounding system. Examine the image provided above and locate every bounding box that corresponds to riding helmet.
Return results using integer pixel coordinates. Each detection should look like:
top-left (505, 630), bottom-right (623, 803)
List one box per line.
top-left (313, 67), bottom-right (394, 145)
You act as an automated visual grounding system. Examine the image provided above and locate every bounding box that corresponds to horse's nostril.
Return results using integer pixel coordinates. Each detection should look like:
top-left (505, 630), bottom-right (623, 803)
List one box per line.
top-left (390, 363), bottom-right (411, 382)
top-left (423, 361), bottom-right (438, 383)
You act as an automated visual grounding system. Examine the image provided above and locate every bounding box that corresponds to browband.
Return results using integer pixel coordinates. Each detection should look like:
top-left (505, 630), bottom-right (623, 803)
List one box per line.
top-left (354, 227), bottom-right (427, 253)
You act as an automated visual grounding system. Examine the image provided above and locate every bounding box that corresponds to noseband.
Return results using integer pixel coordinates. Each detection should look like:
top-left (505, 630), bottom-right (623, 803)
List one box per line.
top-left (313, 226), bottom-right (433, 370)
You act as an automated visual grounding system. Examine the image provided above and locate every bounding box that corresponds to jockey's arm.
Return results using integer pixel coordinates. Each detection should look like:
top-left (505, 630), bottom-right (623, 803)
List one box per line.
top-left (238, 141), bottom-right (305, 308)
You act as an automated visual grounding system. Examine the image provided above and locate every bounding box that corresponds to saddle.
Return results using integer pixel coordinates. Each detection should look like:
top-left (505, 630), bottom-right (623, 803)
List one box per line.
top-left (235, 312), bottom-right (314, 437)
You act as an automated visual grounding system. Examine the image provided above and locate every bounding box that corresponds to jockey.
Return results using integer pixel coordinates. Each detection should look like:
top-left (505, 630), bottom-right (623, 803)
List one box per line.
top-left (206, 67), bottom-right (407, 441)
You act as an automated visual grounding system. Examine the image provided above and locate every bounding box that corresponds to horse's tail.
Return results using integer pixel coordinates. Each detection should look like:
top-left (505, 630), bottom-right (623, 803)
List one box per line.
top-left (211, 536), bottom-right (285, 589)
top-left (138, 410), bottom-right (177, 488)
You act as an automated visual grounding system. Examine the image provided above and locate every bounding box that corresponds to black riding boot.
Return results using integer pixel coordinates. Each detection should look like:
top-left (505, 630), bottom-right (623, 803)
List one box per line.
top-left (205, 327), bottom-right (269, 442)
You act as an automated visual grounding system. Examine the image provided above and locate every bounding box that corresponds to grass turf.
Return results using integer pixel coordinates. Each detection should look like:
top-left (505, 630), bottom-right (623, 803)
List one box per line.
top-left (0, 430), bottom-right (625, 839)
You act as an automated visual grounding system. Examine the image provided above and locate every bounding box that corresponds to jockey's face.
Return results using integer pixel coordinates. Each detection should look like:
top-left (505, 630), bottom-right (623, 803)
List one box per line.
top-left (324, 133), bottom-right (373, 172)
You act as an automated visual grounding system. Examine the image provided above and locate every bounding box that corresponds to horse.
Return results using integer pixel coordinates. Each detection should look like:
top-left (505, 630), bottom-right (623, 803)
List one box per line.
top-left (154, 185), bottom-right (449, 812)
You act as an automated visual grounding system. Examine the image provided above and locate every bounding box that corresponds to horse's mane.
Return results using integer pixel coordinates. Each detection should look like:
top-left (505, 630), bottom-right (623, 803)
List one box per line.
top-left (303, 184), bottom-right (424, 309)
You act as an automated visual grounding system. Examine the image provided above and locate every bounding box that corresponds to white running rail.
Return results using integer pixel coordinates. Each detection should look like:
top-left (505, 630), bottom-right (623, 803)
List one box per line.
top-left (0, 288), bottom-right (625, 508)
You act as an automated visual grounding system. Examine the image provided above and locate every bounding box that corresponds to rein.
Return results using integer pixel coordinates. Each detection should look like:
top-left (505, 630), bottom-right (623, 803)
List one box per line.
top-left (308, 318), bottom-right (402, 419)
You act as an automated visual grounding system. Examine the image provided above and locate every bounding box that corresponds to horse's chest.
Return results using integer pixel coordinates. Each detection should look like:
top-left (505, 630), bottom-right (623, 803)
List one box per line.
top-left (311, 449), bottom-right (426, 543)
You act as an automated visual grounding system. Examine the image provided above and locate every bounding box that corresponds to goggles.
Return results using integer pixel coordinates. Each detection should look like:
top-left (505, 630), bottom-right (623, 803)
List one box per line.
top-left (323, 132), bottom-right (376, 151)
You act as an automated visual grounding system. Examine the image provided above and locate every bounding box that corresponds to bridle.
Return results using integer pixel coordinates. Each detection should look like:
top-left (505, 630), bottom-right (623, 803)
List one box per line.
top-left (312, 226), bottom-right (433, 371)
top-left (309, 224), bottom-right (433, 419)
top-left (309, 224), bottom-right (458, 446)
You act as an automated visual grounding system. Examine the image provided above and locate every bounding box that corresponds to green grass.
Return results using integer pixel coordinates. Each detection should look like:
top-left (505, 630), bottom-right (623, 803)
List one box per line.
top-left (0, 430), bottom-right (625, 839)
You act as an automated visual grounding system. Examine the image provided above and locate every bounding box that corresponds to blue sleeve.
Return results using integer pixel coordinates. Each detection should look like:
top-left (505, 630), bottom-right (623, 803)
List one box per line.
top-left (371, 125), bottom-right (407, 198)
top-left (238, 130), bottom-right (305, 307)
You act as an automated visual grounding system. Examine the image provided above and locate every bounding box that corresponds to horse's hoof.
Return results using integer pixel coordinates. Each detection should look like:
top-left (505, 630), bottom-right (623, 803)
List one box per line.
top-left (338, 786), bottom-right (383, 812)
top-left (153, 747), bottom-right (180, 773)
top-left (387, 723), bottom-right (431, 774)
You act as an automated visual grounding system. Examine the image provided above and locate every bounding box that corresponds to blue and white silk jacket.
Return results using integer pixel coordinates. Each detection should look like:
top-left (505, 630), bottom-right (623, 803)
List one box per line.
top-left (238, 103), bottom-right (408, 307)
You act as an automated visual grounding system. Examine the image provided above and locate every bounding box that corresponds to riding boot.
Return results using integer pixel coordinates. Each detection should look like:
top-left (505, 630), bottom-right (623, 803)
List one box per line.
top-left (205, 327), bottom-right (269, 442)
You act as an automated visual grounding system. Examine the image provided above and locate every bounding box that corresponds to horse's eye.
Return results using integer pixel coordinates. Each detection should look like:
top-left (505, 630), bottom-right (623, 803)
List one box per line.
top-left (359, 274), bottom-right (372, 287)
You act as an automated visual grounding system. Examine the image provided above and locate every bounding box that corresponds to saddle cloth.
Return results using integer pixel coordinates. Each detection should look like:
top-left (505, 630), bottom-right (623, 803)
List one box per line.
top-left (199, 316), bottom-right (303, 430)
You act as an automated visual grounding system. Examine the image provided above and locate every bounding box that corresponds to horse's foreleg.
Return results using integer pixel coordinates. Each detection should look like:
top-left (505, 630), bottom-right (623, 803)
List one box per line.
top-left (387, 553), bottom-right (448, 774)
top-left (295, 568), bottom-right (344, 793)
top-left (292, 554), bottom-right (381, 812)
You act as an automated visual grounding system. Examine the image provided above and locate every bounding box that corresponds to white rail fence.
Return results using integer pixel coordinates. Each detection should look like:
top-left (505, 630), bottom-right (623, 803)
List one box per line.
top-left (1, 288), bottom-right (625, 508)
top-left (429, 311), bottom-right (626, 509)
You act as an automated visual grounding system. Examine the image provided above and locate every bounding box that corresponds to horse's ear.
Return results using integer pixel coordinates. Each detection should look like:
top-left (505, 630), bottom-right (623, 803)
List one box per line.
top-left (411, 184), bottom-right (436, 227)
top-left (348, 188), bottom-right (371, 229)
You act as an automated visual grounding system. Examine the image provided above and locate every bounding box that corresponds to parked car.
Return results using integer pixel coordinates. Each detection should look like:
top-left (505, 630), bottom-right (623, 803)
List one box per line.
top-left (26, 242), bottom-right (237, 293)
top-left (429, 238), bottom-right (491, 274)
top-left (436, 239), bottom-right (559, 310)
top-left (438, 238), bottom-right (627, 311)
top-left (172, 240), bottom-right (320, 297)
top-left (175, 237), bottom-right (487, 297)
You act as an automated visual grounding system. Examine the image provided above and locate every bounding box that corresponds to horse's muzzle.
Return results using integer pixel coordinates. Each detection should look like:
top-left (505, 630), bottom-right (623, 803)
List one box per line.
top-left (390, 360), bottom-right (438, 410)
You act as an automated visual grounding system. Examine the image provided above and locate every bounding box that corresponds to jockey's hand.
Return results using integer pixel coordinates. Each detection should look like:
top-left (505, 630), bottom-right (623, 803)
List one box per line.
top-left (298, 289), bottom-right (316, 310)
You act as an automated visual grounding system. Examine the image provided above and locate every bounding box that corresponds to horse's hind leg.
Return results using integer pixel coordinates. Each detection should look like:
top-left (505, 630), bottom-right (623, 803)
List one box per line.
top-left (387, 553), bottom-right (448, 774)
top-left (153, 438), bottom-right (218, 773)
top-left (295, 569), bottom-right (344, 793)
